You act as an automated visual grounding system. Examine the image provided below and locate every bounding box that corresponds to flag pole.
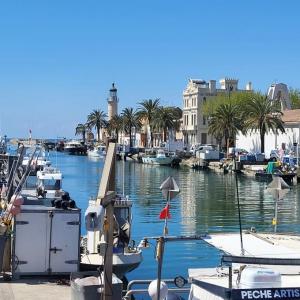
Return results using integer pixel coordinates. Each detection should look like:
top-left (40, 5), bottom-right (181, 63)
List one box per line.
top-left (163, 190), bottom-right (170, 236)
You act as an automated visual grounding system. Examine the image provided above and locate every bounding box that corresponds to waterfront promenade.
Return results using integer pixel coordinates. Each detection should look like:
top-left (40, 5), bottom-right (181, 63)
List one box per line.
top-left (0, 278), bottom-right (70, 300)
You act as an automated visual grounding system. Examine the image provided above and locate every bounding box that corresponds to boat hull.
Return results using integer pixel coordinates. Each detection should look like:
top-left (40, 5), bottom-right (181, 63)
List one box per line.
top-left (142, 156), bottom-right (174, 165)
top-left (255, 172), bottom-right (295, 185)
top-left (80, 250), bottom-right (142, 278)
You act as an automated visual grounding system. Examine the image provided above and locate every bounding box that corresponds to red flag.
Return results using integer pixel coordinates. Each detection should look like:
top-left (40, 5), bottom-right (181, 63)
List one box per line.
top-left (159, 203), bottom-right (171, 219)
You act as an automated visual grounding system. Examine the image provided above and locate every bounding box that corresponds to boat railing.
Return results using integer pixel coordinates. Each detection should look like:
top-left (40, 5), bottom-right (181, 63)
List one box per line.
top-left (123, 278), bottom-right (190, 300)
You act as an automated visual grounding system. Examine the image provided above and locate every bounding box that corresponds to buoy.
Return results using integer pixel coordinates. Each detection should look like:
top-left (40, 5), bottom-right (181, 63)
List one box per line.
top-left (148, 280), bottom-right (168, 300)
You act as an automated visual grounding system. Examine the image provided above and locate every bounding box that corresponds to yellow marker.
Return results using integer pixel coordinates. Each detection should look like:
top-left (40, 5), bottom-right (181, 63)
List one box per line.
top-left (103, 218), bottom-right (109, 231)
top-left (272, 218), bottom-right (277, 225)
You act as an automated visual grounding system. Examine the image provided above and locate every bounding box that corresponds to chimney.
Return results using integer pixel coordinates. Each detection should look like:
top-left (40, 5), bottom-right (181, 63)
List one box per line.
top-left (209, 80), bottom-right (216, 94)
top-left (246, 82), bottom-right (252, 91)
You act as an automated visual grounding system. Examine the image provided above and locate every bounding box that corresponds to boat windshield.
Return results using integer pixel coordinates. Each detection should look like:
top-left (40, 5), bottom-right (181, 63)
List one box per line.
top-left (38, 179), bottom-right (61, 190)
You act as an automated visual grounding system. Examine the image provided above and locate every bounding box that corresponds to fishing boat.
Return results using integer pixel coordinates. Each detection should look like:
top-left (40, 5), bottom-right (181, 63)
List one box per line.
top-left (255, 161), bottom-right (296, 185)
top-left (142, 149), bottom-right (176, 166)
top-left (81, 195), bottom-right (142, 277)
top-left (81, 143), bottom-right (142, 278)
top-left (188, 231), bottom-right (300, 300)
top-left (21, 146), bottom-right (51, 176)
top-left (22, 166), bottom-right (64, 200)
top-left (87, 145), bottom-right (106, 158)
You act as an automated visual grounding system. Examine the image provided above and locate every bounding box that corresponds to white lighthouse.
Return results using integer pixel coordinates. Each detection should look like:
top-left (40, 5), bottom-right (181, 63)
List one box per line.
top-left (107, 83), bottom-right (118, 121)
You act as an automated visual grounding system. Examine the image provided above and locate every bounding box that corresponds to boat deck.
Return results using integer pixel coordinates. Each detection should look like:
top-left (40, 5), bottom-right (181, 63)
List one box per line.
top-left (203, 231), bottom-right (300, 259)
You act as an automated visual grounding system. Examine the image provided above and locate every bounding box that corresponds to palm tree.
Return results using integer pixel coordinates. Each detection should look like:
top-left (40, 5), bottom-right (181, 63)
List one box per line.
top-left (122, 108), bottom-right (141, 148)
top-left (75, 123), bottom-right (87, 144)
top-left (152, 107), bottom-right (182, 143)
top-left (137, 99), bottom-right (160, 147)
top-left (107, 114), bottom-right (123, 142)
top-left (208, 103), bottom-right (244, 156)
top-left (87, 110), bottom-right (107, 142)
top-left (243, 93), bottom-right (285, 153)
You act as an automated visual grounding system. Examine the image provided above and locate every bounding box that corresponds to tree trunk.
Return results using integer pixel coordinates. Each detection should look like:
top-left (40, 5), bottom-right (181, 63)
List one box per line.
top-left (163, 128), bottom-right (167, 143)
top-left (97, 126), bottom-right (100, 142)
top-left (226, 138), bottom-right (230, 158)
top-left (150, 131), bottom-right (153, 148)
top-left (260, 130), bottom-right (265, 154)
top-left (129, 127), bottom-right (132, 148)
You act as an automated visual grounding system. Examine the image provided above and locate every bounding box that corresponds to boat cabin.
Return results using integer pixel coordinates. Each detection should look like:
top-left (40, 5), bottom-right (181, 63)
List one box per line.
top-left (36, 167), bottom-right (62, 197)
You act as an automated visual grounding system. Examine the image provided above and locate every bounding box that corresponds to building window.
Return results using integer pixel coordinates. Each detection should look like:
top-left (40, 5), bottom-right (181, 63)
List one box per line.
top-left (203, 97), bottom-right (206, 103)
top-left (203, 116), bottom-right (206, 125)
top-left (201, 133), bottom-right (207, 144)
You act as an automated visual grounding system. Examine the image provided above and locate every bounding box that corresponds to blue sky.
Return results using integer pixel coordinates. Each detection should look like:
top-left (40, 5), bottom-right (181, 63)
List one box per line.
top-left (0, 0), bottom-right (299, 138)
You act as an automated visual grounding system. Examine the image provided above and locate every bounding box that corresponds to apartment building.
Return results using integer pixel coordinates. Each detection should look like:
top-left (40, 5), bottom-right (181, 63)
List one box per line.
top-left (182, 78), bottom-right (252, 148)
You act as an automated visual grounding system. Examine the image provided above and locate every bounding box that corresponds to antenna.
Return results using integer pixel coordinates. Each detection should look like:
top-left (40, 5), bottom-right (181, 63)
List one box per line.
top-left (234, 152), bottom-right (244, 255)
top-left (122, 144), bottom-right (125, 197)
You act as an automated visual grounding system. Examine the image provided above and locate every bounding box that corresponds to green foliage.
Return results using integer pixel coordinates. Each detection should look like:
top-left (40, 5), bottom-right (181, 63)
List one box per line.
top-left (75, 123), bottom-right (87, 143)
top-left (206, 91), bottom-right (285, 154)
top-left (122, 107), bottom-right (141, 147)
top-left (152, 106), bottom-right (182, 142)
top-left (289, 88), bottom-right (300, 109)
top-left (137, 99), bottom-right (160, 147)
top-left (208, 103), bottom-right (244, 154)
top-left (107, 114), bottom-right (123, 140)
top-left (202, 91), bottom-right (254, 117)
top-left (243, 93), bottom-right (285, 153)
top-left (87, 110), bottom-right (107, 142)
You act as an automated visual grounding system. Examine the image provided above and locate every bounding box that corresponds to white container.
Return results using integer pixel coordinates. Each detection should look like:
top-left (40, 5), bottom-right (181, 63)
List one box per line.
top-left (13, 205), bottom-right (81, 277)
top-left (239, 267), bottom-right (281, 289)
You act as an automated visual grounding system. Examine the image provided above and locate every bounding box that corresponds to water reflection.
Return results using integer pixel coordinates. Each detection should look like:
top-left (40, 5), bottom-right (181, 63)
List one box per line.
top-left (54, 152), bottom-right (300, 282)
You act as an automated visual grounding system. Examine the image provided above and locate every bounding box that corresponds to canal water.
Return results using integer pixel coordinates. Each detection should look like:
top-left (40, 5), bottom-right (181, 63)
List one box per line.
top-left (53, 151), bottom-right (300, 283)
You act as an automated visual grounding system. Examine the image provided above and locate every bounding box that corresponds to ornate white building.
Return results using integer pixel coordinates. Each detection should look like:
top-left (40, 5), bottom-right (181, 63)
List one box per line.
top-left (182, 78), bottom-right (252, 147)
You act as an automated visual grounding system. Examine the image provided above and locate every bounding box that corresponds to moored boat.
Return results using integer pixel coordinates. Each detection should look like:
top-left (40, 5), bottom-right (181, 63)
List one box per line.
top-left (87, 145), bottom-right (106, 158)
top-left (64, 140), bottom-right (87, 155)
top-left (81, 196), bottom-right (142, 277)
top-left (142, 149), bottom-right (176, 165)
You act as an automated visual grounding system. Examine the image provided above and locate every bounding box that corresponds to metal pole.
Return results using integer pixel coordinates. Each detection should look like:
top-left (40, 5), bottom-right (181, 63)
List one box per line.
top-left (273, 200), bottom-right (278, 233)
top-left (103, 199), bottom-right (114, 300)
top-left (156, 237), bottom-right (165, 300)
top-left (234, 151), bottom-right (244, 255)
top-left (122, 144), bottom-right (125, 197)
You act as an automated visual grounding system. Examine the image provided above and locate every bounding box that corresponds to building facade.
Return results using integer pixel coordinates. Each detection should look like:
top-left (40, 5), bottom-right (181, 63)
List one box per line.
top-left (182, 78), bottom-right (251, 148)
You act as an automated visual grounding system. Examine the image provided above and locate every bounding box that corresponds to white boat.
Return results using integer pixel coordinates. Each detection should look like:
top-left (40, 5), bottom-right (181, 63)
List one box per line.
top-left (188, 231), bottom-right (300, 300)
top-left (64, 140), bottom-right (87, 155)
top-left (22, 166), bottom-right (63, 199)
top-left (22, 148), bottom-right (51, 175)
top-left (87, 145), bottom-right (106, 158)
top-left (81, 196), bottom-right (142, 278)
top-left (142, 149), bottom-right (176, 165)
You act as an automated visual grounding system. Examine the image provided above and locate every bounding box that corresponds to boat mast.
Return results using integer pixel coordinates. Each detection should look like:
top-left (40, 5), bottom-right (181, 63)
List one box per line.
top-left (234, 151), bottom-right (244, 255)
